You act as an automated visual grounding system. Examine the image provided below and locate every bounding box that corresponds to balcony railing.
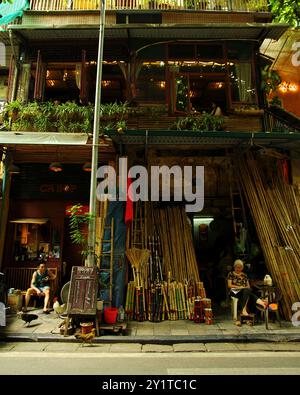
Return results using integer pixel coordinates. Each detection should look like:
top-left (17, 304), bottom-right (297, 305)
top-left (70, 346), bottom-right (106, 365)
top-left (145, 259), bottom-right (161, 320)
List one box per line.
top-left (28, 0), bottom-right (269, 12)
top-left (264, 106), bottom-right (300, 134)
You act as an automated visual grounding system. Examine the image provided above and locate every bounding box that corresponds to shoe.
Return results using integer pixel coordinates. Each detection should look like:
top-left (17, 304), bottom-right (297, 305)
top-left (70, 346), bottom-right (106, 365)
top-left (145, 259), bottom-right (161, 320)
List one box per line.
top-left (42, 310), bottom-right (50, 314)
top-left (235, 320), bottom-right (241, 327)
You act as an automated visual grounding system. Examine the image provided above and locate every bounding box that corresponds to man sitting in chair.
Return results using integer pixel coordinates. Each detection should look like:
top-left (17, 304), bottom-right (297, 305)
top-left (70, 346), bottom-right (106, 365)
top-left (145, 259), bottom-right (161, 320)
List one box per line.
top-left (23, 263), bottom-right (56, 314)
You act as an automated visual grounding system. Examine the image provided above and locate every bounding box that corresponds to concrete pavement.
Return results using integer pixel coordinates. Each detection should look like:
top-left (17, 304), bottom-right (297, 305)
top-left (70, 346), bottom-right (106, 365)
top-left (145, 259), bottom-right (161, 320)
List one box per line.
top-left (1, 308), bottom-right (300, 344)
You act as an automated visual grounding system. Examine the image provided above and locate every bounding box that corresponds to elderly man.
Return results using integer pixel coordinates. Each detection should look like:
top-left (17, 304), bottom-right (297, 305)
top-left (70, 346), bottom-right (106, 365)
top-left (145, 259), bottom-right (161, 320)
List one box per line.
top-left (23, 263), bottom-right (56, 314)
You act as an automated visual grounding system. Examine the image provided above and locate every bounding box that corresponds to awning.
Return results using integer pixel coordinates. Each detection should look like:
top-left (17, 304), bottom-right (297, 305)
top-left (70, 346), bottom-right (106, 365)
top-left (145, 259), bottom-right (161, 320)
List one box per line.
top-left (8, 23), bottom-right (289, 43)
top-left (9, 218), bottom-right (49, 224)
top-left (107, 130), bottom-right (300, 149)
top-left (0, 132), bottom-right (88, 145)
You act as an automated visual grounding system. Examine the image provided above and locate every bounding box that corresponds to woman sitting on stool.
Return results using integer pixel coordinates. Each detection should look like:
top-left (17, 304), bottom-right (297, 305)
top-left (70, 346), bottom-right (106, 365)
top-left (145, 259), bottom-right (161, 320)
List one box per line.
top-left (227, 260), bottom-right (268, 324)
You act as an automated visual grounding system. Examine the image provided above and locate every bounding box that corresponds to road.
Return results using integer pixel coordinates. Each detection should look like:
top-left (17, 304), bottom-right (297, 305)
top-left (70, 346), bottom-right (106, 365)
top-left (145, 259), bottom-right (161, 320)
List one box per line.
top-left (0, 342), bottom-right (300, 375)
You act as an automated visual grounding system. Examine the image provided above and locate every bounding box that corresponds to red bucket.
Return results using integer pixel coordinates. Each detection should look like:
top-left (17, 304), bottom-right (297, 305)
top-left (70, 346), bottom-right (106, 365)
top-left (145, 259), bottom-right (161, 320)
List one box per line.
top-left (104, 307), bottom-right (118, 324)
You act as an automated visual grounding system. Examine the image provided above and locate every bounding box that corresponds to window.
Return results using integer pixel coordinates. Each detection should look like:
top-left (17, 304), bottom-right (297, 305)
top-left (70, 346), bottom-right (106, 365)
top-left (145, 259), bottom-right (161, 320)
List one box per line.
top-left (229, 62), bottom-right (257, 103)
top-left (136, 62), bottom-right (166, 103)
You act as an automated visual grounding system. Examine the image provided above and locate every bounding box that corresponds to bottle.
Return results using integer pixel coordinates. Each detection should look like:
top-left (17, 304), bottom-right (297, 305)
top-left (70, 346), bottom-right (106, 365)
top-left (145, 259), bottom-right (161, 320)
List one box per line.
top-left (118, 305), bottom-right (125, 322)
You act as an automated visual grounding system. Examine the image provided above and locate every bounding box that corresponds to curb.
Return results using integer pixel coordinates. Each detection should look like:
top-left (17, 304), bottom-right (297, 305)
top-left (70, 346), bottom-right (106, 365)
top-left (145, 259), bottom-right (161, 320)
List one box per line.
top-left (1, 332), bottom-right (300, 344)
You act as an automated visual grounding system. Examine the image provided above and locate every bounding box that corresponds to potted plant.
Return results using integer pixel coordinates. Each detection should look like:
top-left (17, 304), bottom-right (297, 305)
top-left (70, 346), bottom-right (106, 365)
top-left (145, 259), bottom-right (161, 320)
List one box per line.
top-left (170, 113), bottom-right (224, 131)
top-left (4, 100), bottom-right (23, 122)
top-left (261, 65), bottom-right (282, 107)
top-left (68, 204), bottom-right (93, 264)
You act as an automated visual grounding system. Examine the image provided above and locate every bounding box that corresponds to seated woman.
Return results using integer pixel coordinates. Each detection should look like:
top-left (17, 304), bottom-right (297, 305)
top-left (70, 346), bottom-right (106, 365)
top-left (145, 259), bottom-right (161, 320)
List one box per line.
top-left (227, 260), bottom-right (268, 323)
top-left (23, 263), bottom-right (57, 314)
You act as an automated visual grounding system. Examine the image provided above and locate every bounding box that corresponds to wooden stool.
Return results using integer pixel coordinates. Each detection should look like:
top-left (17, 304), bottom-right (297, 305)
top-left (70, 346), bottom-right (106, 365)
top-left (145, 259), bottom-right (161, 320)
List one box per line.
top-left (240, 314), bottom-right (255, 326)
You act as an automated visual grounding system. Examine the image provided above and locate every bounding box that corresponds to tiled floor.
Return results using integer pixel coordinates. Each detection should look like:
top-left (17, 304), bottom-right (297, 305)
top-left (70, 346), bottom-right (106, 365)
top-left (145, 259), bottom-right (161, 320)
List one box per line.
top-left (1, 307), bottom-right (299, 339)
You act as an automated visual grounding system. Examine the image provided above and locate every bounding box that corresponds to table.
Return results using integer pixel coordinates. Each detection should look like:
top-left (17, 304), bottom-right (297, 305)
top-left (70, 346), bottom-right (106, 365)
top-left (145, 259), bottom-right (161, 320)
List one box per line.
top-left (253, 283), bottom-right (281, 329)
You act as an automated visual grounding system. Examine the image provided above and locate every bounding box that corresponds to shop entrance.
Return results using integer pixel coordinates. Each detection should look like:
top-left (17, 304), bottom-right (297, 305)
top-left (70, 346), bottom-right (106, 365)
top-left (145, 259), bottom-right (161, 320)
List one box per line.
top-left (189, 160), bottom-right (266, 306)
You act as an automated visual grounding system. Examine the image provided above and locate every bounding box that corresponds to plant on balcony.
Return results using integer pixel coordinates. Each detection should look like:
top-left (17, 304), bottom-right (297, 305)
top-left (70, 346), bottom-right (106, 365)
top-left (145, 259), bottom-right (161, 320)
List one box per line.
top-left (261, 65), bottom-right (283, 107)
top-left (171, 113), bottom-right (224, 131)
top-left (0, 100), bottom-right (131, 134)
top-left (100, 101), bottom-right (129, 121)
top-left (4, 100), bottom-right (23, 121)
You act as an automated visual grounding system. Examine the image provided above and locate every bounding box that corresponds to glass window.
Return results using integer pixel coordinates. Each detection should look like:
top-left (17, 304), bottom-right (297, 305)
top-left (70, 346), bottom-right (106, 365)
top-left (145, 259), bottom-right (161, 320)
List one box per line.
top-left (229, 62), bottom-right (257, 103)
top-left (136, 62), bottom-right (166, 103)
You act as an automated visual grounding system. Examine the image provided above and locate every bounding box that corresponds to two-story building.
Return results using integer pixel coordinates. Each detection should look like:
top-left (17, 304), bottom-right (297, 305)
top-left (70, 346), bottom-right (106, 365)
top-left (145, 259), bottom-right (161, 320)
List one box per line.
top-left (0, 0), bottom-right (299, 323)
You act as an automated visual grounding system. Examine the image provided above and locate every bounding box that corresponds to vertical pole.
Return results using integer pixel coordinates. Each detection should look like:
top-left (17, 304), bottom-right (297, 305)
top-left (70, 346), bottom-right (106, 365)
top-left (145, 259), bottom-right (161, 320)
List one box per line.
top-left (0, 150), bottom-right (12, 271)
top-left (87, 0), bottom-right (106, 267)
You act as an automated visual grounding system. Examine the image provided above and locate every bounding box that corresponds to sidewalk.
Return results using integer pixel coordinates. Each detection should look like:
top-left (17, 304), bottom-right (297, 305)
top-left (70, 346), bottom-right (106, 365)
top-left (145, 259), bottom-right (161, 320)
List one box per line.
top-left (1, 308), bottom-right (300, 344)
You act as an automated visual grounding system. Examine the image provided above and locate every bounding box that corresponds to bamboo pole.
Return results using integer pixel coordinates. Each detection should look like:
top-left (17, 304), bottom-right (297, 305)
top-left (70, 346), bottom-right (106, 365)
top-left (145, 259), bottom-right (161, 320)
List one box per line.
top-left (236, 151), bottom-right (300, 320)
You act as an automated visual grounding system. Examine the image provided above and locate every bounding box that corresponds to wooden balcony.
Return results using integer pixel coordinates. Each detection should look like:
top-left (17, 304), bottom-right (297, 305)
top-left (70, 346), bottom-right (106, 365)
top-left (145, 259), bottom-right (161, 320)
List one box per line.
top-left (126, 112), bottom-right (263, 132)
top-left (28, 0), bottom-right (269, 13)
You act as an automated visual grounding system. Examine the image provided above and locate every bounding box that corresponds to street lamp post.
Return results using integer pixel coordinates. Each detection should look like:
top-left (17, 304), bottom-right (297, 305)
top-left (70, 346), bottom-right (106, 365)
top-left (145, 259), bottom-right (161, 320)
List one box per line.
top-left (87, 0), bottom-right (106, 267)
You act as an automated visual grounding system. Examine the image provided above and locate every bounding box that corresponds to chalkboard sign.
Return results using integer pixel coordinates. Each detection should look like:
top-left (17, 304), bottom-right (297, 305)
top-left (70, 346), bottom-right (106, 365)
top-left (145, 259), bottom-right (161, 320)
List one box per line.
top-left (66, 266), bottom-right (98, 315)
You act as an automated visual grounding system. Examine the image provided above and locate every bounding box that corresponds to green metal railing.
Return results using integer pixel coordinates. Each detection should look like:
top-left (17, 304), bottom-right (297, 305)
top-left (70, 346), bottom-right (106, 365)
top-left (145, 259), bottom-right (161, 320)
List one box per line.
top-left (28, 0), bottom-right (269, 12)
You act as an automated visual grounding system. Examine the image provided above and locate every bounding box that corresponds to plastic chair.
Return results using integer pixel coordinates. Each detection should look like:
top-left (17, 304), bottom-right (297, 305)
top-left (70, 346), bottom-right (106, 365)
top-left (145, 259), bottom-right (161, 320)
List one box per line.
top-left (261, 287), bottom-right (282, 329)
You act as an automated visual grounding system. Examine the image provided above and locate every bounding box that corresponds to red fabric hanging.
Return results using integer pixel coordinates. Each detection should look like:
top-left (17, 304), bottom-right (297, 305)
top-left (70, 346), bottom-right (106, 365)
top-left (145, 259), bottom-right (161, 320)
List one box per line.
top-left (125, 177), bottom-right (134, 226)
top-left (282, 159), bottom-right (290, 184)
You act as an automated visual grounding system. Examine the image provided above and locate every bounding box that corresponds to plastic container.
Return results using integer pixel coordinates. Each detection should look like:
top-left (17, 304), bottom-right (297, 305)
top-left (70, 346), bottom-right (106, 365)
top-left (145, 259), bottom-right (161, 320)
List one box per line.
top-left (104, 307), bottom-right (118, 324)
top-left (80, 322), bottom-right (94, 335)
top-left (118, 305), bottom-right (125, 322)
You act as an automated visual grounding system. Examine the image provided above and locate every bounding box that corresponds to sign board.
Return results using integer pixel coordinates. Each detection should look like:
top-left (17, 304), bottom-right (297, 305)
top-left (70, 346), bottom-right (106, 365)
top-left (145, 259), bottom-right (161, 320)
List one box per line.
top-left (66, 266), bottom-right (98, 315)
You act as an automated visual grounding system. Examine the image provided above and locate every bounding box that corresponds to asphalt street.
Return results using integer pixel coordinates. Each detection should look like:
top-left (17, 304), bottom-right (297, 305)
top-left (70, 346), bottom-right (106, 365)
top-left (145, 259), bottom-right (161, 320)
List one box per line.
top-left (0, 342), bottom-right (300, 375)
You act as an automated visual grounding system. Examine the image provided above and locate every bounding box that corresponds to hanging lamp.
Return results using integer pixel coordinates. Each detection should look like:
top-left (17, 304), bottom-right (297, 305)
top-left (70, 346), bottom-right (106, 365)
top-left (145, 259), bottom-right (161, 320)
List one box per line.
top-left (49, 162), bottom-right (63, 172)
top-left (82, 162), bottom-right (92, 172)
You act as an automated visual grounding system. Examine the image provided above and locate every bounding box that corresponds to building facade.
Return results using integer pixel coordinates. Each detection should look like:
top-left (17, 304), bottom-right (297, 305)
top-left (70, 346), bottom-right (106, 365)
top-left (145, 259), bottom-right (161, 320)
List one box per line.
top-left (0, 0), bottom-right (299, 321)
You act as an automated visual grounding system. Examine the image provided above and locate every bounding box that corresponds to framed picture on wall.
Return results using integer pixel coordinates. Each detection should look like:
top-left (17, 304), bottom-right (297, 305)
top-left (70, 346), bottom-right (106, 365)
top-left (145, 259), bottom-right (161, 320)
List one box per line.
top-left (39, 242), bottom-right (50, 254)
top-left (53, 244), bottom-right (60, 259)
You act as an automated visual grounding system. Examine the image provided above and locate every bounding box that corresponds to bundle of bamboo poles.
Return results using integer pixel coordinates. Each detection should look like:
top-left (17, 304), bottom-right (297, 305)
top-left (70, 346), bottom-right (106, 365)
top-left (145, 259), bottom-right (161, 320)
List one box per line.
top-left (124, 254), bottom-right (211, 322)
top-left (125, 202), bottom-right (210, 321)
top-left (149, 205), bottom-right (200, 284)
top-left (237, 151), bottom-right (300, 320)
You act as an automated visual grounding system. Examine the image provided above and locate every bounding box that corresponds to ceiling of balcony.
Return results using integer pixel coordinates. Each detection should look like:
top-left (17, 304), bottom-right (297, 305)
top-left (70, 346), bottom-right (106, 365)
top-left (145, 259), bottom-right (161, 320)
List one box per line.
top-left (9, 23), bottom-right (288, 43)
